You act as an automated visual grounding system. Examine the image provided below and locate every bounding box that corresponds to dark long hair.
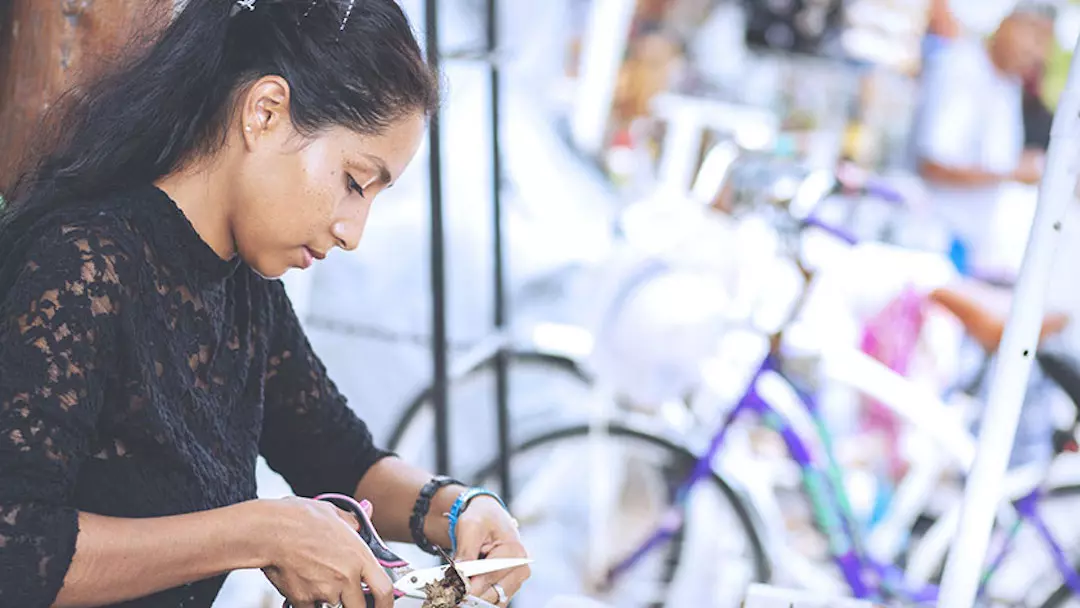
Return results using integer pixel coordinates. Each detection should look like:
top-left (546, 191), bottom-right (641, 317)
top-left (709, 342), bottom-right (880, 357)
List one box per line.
top-left (3, 0), bottom-right (438, 214)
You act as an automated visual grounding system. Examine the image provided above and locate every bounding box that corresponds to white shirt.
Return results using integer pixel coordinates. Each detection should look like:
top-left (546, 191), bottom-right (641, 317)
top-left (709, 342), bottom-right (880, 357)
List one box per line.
top-left (914, 38), bottom-right (1025, 271)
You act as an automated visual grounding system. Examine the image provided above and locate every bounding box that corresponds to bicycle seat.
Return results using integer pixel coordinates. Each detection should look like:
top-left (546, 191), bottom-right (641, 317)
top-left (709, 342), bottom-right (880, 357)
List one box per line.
top-left (929, 283), bottom-right (1070, 352)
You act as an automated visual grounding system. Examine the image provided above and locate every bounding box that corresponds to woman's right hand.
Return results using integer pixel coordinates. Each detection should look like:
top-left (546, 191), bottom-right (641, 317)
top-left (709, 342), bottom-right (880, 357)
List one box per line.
top-left (257, 497), bottom-right (395, 608)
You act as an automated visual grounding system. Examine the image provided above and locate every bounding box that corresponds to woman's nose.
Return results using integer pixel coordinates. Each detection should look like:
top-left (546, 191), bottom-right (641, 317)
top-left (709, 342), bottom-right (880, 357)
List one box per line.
top-left (331, 221), bottom-right (361, 252)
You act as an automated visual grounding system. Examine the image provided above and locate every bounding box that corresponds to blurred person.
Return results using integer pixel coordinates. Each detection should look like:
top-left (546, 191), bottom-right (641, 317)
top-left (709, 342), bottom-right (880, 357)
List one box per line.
top-left (913, 2), bottom-right (1055, 277)
top-left (927, 0), bottom-right (960, 39)
top-left (912, 3), bottom-right (1065, 470)
top-left (0, 1), bottom-right (528, 607)
top-left (922, 0), bottom-right (960, 66)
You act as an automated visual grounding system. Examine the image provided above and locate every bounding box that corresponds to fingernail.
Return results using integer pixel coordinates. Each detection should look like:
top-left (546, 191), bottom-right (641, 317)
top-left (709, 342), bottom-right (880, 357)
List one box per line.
top-left (360, 499), bottom-right (372, 510)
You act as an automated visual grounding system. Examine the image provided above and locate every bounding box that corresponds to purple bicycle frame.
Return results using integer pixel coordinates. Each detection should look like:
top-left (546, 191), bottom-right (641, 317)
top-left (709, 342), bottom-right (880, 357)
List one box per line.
top-left (603, 352), bottom-right (1080, 604)
top-left (601, 196), bottom-right (1080, 602)
top-left (605, 354), bottom-right (874, 598)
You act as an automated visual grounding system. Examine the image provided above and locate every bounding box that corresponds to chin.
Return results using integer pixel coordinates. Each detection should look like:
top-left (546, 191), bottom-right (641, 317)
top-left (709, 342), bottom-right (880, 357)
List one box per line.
top-left (251, 269), bottom-right (281, 280)
top-left (248, 261), bottom-right (288, 280)
top-left (237, 249), bottom-right (283, 279)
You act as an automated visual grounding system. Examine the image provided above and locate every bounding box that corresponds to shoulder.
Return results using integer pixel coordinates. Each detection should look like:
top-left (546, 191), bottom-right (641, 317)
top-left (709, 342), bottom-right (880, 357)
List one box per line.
top-left (1, 207), bottom-right (145, 317)
top-left (24, 211), bottom-right (140, 280)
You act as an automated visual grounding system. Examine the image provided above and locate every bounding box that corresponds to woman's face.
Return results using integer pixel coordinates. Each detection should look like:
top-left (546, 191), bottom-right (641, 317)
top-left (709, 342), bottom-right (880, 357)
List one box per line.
top-left (230, 79), bottom-right (426, 279)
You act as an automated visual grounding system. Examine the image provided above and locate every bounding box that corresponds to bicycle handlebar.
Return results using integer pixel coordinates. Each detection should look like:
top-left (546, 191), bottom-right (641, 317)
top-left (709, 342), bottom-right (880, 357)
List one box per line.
top-left (801, 215), bottom-right (859, 246)
top-left (834, 163), bottom-right (908, 207)
top-left (863, 180), bottom-right (906, 206)
top-left (793, 167), bottom-right (909, 247)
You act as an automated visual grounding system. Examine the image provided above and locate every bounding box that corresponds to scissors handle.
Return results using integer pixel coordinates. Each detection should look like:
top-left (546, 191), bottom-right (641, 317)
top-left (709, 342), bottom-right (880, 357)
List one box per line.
top-left (282, 494), bottom-right (452, 607)
top-left (314, 493), bottom-right (410, 569)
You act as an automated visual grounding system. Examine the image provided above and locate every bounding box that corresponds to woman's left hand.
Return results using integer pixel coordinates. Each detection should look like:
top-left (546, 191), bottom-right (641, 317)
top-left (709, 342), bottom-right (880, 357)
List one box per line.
top-left (452, 496), bottom-right (530, 606)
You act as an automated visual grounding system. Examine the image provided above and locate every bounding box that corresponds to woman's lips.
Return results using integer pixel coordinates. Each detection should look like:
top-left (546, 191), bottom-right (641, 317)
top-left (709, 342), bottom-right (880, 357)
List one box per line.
top-left (300, 246), bottom-right (315, 269)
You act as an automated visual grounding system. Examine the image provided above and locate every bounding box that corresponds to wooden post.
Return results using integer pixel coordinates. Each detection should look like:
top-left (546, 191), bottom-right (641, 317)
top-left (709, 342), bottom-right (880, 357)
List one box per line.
top-left (0, 0), bottom-right (172, 190)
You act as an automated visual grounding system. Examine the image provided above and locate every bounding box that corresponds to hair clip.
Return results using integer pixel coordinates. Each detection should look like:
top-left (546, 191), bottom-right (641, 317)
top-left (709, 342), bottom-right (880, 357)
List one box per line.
top-left (231, 0), bottom-right (256, 16)
top-left (340, 0), bottom-right (356, 31)
top-left (302, 0), bottom-right (319, 19)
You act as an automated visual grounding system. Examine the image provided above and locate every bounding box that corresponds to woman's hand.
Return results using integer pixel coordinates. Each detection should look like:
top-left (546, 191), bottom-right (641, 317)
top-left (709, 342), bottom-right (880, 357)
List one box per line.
top-left (452, 497), bottom-right (531, 606)
top-left (257, 497), bottom-right (395, 608)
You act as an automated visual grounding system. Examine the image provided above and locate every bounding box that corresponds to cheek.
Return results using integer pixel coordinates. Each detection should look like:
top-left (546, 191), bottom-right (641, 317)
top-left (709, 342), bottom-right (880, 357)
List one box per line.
top-left (234, 180), bottom-right (338, 265)
top-left (257, 159), bottom-right (340, 232)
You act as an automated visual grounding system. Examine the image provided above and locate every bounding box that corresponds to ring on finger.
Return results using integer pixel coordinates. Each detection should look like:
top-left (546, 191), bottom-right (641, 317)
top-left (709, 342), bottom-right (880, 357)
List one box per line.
top-left (493, 583), bottom-right (508, 605)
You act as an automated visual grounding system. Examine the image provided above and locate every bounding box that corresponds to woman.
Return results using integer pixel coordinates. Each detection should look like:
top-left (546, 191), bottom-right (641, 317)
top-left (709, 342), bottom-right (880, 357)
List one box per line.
top-left (0, 1), bottom-right (529, 607)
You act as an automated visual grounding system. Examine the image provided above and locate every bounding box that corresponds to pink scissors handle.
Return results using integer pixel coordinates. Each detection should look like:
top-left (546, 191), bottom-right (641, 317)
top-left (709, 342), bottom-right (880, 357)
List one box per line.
top-left (280, 494), bottom-right (410, 608)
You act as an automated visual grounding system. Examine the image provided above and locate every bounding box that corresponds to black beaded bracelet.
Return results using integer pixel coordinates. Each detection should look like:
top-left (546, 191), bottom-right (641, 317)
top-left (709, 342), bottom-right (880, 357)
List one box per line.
top-left (410, 475), bottom-right (465, 555)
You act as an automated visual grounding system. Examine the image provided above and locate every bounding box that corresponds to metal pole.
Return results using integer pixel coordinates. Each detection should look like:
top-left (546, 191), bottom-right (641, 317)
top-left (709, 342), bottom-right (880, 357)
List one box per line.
top-left (425, 0), bottom-right (451, 476)
top-left (937, 34), bottom-right (1080, 607)
top-left (568, 0), bottom-right (636, 156)
top-left (487, 0), bottom-right (512, 504)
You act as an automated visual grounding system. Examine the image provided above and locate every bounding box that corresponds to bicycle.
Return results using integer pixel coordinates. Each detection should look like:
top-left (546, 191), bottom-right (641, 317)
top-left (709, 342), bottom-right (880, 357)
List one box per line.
top-left (462, 164), bottom-right (1080, 607)
top-left (385, 326), bottom-right (596, 477)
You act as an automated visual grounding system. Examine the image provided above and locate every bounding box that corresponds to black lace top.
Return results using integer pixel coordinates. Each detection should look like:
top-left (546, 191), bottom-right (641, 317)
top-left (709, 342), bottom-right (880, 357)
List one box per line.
top-left (0, 185), bottom-right (390, 608)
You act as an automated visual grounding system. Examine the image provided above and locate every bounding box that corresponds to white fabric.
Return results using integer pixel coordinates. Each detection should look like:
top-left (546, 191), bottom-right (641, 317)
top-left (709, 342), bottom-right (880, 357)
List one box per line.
top-left (915, 39), bottom-right (1025, 271)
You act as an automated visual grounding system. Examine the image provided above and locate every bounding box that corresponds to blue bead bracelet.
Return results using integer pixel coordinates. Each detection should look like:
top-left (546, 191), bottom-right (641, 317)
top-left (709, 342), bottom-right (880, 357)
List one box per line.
top-left (448, 487), bottom-right (508, 557)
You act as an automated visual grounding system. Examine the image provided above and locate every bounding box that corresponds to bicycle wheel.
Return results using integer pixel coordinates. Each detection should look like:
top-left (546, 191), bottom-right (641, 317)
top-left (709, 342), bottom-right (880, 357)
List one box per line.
top-left (387, 350), bottom-right (593, 480)
top-left (1041, 577), bottom-right (1080, 608)
top-left (468, 423), bottom-right (770, 608)
top-left (1033, 483), bottom-right (1080, 608)
top-left (907, 482), bottom-right (1080, 608)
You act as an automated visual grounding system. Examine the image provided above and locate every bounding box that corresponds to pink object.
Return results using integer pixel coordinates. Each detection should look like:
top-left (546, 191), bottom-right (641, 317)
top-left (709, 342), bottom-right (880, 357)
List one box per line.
top-left (858, 285), bottom-right (929, 480)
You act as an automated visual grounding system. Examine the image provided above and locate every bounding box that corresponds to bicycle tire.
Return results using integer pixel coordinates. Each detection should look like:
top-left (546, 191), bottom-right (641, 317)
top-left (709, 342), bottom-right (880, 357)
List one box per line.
top-left (1042, 580), bottom-right (1077, 607)
top-left (388, 350), bottom-right (589, 451)
top-left (469, 423), bottom-right (771, 607)
top-left (386, 347), bottom-right (596, 481)
top-left (904, 483), bottom-right (1080, 607)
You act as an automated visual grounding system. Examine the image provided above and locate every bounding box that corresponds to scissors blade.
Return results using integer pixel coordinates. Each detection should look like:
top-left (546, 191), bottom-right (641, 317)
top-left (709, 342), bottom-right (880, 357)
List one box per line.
top-left (458, 596), bottom-right (500, 607)
top-left (394, 559), bottom-right (533, 597)
top-left (455, 558), bottom-right (533, 578)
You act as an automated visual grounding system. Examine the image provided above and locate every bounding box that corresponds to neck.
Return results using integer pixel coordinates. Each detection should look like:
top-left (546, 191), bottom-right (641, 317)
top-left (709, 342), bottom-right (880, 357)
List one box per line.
top-left (154, 159), bottom-right (237, 261)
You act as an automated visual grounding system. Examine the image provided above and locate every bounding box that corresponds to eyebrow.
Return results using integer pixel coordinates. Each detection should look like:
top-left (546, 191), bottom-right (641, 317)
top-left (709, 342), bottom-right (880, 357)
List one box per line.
top-left (362, 153), bottom-right (393, 188)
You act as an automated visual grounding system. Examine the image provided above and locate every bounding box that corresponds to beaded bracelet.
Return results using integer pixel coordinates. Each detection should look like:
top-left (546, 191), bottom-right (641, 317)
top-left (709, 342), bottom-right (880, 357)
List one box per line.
top-left (447, 488), bottom-right (509, 557)
top-left (410, 475), bottom-right (465, 555)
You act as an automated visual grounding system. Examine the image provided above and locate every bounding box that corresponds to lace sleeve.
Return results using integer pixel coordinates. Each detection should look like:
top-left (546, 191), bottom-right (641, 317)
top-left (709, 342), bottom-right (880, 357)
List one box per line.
top-left (0, 223), bottom-right (127, 606)
top-left (260, 281), bottom-right (391, 499)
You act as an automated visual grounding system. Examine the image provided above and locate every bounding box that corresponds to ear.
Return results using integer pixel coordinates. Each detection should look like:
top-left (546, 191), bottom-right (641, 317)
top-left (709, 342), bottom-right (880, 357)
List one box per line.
top-left (239, 75), bottom-right (292, 146)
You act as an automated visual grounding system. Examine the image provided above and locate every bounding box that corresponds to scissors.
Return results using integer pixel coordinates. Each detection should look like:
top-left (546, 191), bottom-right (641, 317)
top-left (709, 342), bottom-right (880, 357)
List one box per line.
top-left (282, 493), bottom-right (531, 608)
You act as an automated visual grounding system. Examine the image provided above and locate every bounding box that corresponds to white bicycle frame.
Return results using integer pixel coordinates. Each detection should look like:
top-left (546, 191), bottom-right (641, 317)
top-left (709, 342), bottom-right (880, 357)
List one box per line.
top-left (562, 118), bottom-right (1070, 601)
top-left (582, 186), bottom-right (1060, 599)
top-left (734, 238), bottom-right (1072, 592)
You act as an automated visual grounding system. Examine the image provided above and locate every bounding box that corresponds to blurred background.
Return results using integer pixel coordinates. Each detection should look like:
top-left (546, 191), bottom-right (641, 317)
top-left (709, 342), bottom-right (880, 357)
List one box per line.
top-left (8, 0), bottom-right (1080, 606)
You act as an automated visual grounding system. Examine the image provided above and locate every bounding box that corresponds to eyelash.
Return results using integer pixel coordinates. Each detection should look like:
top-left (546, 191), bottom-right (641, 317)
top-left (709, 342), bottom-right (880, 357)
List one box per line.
top-left (347, 175), bottom-right (366, 198)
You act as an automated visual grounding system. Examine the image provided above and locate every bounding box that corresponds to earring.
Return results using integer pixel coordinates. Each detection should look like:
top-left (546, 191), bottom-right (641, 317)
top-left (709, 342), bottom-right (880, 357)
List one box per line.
top-left (245, 125), bottom-right (253, 133)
